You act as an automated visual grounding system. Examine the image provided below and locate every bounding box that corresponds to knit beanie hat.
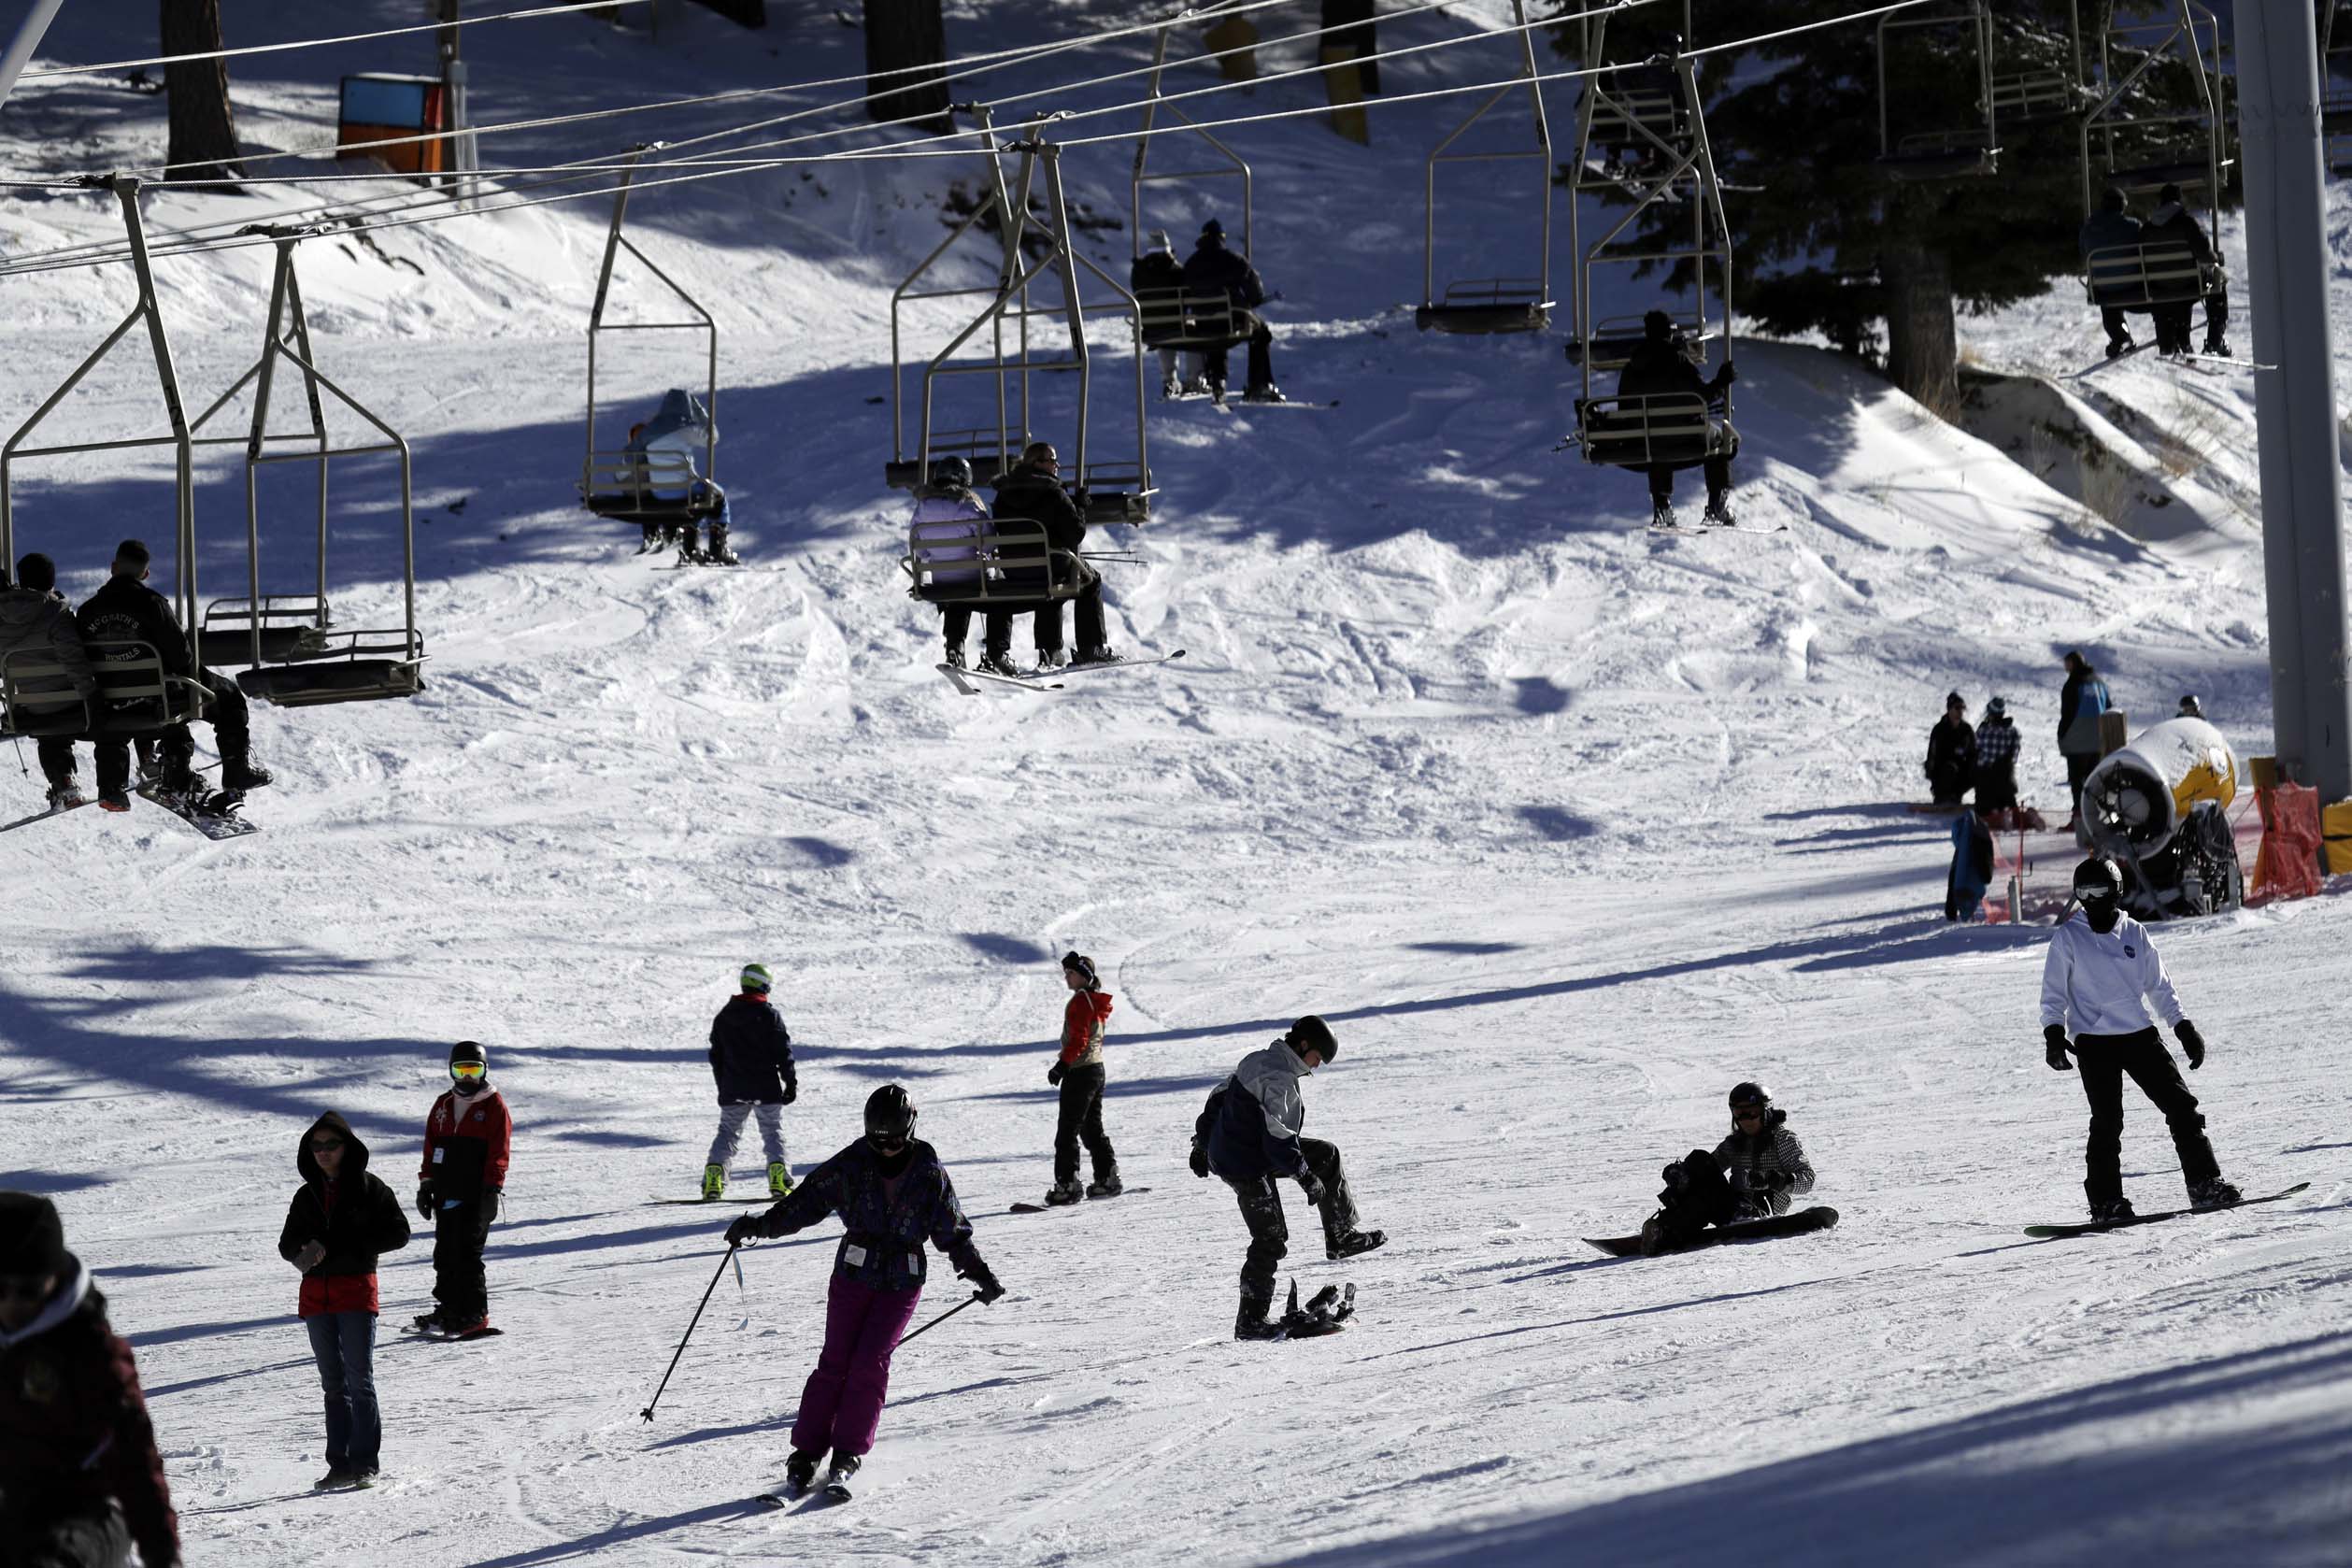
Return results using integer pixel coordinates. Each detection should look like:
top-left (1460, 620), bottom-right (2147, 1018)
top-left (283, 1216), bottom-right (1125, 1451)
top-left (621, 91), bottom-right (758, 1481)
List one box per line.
top-left (741, 962), bottom-right (773, 993)
top-left (0, 1192), bottom-right (67, 1278)
top-left (1062, 951), bottom-right (1098, 988)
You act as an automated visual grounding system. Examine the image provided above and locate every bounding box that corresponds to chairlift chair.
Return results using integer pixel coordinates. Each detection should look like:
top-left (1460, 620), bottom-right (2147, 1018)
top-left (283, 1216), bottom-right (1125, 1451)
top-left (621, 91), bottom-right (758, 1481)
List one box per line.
top-left (1877, 4), bottom-right (2001, 180)
top-left (1132, 19), bottom-right (1253, 269)
top-left (0, 641), bottom-right (215, 742)
top-left (2080, 1), bottom-right (2229, 219)
top-left (900, 516), bottom-right (1084, 609)
top-left (1416, 0), bottom-right (1553, 335)
top-left (2083, 240), bottom-right (2217, 309)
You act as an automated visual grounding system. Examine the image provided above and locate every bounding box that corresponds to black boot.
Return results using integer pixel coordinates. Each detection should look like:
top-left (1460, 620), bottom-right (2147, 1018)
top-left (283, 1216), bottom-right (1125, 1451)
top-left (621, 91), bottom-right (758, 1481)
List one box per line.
top-left (1234, 1292), bottom-right (1283, 1341)
top-left (1326, 1228), bottom-right (1386, 1262)
top-left (785, 1447), bottom-right (825, 1492)
top-left (222, 755), bottom-right (274, 792)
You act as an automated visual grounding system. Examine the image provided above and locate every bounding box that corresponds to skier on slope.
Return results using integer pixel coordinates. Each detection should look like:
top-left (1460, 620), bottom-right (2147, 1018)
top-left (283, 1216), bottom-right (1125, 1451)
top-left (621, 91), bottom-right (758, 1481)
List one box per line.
top-left (1640, 1083), bottom-right (1817, 1256)
top-left (278, 1112), bottom-right (411, 1490)
top-left (2042, 856), bottom-right (2241, 1222)
top-left (702, 962), bottom-right (797, 1201)
top-left (1924, 691), bottom-right (1975, 806)
top-left (1613, 310), bottom-right (1737, 528)
top-left (0, 1192), bottom-right (179, 1568)
top-left (1043, 951), bottom-right (1119, 1205)
top-left (414, 1041), bottom-right (512, 1337)
top-left (1190, 1017), bottom-right (1386, 1340)
top-left (724, 1085), bottom-right (1005, 1500)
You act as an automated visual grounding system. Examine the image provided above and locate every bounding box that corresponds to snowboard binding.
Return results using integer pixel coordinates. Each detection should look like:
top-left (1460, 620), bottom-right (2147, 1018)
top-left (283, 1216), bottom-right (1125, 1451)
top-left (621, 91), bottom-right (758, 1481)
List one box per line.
top-left (1278, 1278), bottom-right (1356, 1338)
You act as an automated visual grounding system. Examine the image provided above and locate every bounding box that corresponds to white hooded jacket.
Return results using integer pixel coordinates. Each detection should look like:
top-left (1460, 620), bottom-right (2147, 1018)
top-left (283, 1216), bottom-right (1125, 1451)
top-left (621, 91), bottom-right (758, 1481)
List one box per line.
top-left (2039, 909), bottom-right (2184, 1037)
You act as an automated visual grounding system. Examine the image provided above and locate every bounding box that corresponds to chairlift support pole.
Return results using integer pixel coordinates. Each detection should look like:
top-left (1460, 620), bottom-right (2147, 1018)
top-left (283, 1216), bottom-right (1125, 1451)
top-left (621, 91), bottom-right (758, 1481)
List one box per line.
top-left (1133, 16), bottom-right (1253, 260)
top-left (0, 0), bottom-right (66, 113)
top-left (2239, 0), bottom-right (2352, 800)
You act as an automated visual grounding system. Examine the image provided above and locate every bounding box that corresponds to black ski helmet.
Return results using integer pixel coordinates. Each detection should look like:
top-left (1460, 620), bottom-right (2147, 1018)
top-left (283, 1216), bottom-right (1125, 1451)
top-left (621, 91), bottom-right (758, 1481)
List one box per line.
top-left (1728, 1081), bottom-right (1773, 1114)
top-left (449, 1040), bottom-right (487, 1069)
top-left (2073, 856), bottom-right (2123, 905)
top-left (1288, 1015), bottom-right (1337, 1062)
top-left (931, 455), bottom-right (973, 490)
top-left (864, 1084), bottom-right (917, 1145)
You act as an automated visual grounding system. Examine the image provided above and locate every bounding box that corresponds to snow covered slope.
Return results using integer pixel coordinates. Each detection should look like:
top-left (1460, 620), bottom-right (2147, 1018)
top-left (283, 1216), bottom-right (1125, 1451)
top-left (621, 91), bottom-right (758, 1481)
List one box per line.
top-left (4, 4), bottom-right (2350, 1566)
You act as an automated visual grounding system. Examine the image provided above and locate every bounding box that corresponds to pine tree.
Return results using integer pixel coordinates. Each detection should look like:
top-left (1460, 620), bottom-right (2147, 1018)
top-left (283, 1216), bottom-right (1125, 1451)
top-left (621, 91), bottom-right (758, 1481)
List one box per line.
top-left (1557, 3), bottom-right (2228, 407)
top-left (863, 0), bottom-right (951, 133)
top-left (161, 0), bottom-right (241, 186)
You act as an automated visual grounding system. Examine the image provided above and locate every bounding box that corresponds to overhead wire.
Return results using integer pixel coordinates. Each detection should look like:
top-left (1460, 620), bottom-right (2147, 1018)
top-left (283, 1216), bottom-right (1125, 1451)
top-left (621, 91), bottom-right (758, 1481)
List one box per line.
top-left (0, 0), bottom-right (1944, 283)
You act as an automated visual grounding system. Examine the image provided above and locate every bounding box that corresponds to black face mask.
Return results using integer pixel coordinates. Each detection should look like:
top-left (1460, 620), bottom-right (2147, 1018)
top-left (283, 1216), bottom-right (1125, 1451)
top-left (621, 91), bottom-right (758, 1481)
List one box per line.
top-left (2083, 897), bottom-right (2121, 934)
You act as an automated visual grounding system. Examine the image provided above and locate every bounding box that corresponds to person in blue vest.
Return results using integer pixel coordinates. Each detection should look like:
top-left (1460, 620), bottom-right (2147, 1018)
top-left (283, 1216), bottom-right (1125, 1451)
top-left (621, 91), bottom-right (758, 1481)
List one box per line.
top-left (2058, 650), bottom-right (2113, 829)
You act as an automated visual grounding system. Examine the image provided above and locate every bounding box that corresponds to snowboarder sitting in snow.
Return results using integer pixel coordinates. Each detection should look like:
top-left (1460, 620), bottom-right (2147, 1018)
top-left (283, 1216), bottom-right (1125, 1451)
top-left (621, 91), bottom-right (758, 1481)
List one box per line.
top-left (1924, 691), bottom-right (1975, 806)
top-left (724, 1084), bottom-right (1004, 1501)
top-left (0, 1192), bottom-right (180, 1568)
top-left (1191, 1016), bottom-right (1386, 1340)
top-left (1946, 806), bottom-right (1994, 922)
top-left (1132, 229), bottom-right (1192, 397)
top-left (1613, 310), bottom-right (1737, 527)
top-left (1181, 218), bottom-right (1283, 403)
top-left (2078, 185), bottom-right (2144, 359)
top-left (703, 962), bottom-right (797, 1201)
top-left (1641, 1083), bottom-right (1815, 1256)
top-left (1972, 695), bottom-right (2023, 816)
top-left (415, 1040), bottom-right (512, 1338)
top-left (991, 442), bottom-right (1115, 669)
top-left (2042, 855), bottom-right (2240, 1223)
top-left (1044, 951), bottom-right (1119, 1205)
top-left (278, 1112), bottom-right (411, 1490)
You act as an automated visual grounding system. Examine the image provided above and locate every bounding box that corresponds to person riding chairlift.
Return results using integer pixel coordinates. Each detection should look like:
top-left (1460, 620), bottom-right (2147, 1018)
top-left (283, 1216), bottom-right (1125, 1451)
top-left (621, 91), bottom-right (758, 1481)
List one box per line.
top-left (1613, 310), bottom-right (1737, 528)
top-left (622, 390), bottom-right (734, 564)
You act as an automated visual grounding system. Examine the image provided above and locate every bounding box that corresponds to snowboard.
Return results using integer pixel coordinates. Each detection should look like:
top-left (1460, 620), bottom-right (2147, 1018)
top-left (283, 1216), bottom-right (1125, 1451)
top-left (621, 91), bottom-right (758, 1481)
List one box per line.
top-left (403, 1321), bottom-right (503, 1342)
top-left (1055, 649), bottom-right (1187, 680)
top-left (1273, 1280), bottom-right (1354, 1339)
top-left (1008, 1186), bottom-right (1152, 1215)
top-left (143, 778), bottom-right (260, 840)
top-left (0, 762), bottom-right (226, 835)
top-left (1584, 1205), bottom-right (1841, 1258)
top-left (645, 1195), bottom-right (776, 1205)
top-left (2022, 1181), bottom-right (2309, 1239)
top-left (1647, 521), bottom-right (1789, 537)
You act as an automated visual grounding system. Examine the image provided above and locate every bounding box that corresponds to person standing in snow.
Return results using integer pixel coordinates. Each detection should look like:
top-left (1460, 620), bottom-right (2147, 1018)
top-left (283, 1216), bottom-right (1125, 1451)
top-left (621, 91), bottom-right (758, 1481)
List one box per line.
top-left (415, 1041), bottom-right (512, 1337)
top-left (1639, 1083), bottom-right (1817, 1255)
top-left (703, 962), bottom-right (797, 1201)
top-left (1190, 1017), bottom-right (1386, 1340)
top-left (724, 1085), bottom-right (1004, 1500)
top-left (0, 1192), bottom-right (179, 1568)
top-left (2042, 856), bottom-right (2240, 1222)
top-left (1043, 951), bottom-right (1119, 1205)
top-left (1614, 310), bottom-right (1738, 527)
top-left (1946, 806), bottom-right (1994, 921)
top-left (1924, 691), bottom-right (1975, 806)
top-left (278, 1112), bottom-right (411, 1489)
top-left (1972, 695), bottom-right (2022, 813)
top-left (2057, 650), bottom-right (2113, 829)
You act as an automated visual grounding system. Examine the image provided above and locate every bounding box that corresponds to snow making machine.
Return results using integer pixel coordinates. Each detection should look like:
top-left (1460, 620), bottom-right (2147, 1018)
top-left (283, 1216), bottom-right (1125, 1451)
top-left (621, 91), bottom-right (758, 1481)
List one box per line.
top-left (2077, 715), bottom-right (2245, 919)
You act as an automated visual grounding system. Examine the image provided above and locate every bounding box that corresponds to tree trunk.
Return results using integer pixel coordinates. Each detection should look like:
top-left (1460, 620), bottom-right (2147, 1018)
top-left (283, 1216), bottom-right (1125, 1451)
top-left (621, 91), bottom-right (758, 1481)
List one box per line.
top-left (863, 0), bottom-right (949, 132)
top-left (162, 0), bottom-right (241, 184)
top-left (1881, 236), bottom-right (1958, 415)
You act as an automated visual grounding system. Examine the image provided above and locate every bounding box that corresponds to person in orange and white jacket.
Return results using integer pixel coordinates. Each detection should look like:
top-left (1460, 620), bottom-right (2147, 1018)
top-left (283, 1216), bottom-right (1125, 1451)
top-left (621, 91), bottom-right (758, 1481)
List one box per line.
top-left (1042, 952), bottom-right (1119, 1206)
top-left (415, 1040), bottom-right (512, 1338)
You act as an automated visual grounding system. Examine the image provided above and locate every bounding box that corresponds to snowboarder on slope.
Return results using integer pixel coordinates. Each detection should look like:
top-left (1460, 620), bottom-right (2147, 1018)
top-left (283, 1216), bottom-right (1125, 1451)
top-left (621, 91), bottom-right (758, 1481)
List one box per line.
top-left (1924, 691), bottom-right (1975, 806)
top-left (704, 962), bottom-right (797, 1200)
top-left (724, 1084), bottom-right (1005, 1500)
top-left (1972, 695), bottom-right (2023, 814)
top-left (0, 1192), bottom-right (179, 1568)
top-left (1614, 310), bottom-right (1737, 527)
top-left (1190, 1017), bottom-right (1386, 1340)
top-left (415, 1041), bottom-right (512, 1336)
top-left (278, 1112), bottom-right (411, 1489)
top-left (0, 551), bottom-right (97, 809)
top-left (1044, 951), bottom-right (1119, 1205)
top-left (2041, 856), bottom-right (2240, 1222)
top-left (1640, 1083), bottom-right (1817, 1255)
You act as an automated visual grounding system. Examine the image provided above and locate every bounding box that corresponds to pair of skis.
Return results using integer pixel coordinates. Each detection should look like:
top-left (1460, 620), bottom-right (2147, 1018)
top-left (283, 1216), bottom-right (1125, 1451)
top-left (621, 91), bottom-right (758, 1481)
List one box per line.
top-left (757, 1468), bottom-right (857, 1508)
top-left (938, 649), bottom-right (1186, 697)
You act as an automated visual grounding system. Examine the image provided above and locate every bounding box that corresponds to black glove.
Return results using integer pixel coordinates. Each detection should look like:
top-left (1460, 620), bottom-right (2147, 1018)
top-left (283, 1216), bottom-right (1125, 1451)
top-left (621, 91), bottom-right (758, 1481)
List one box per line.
top-left (1713, 361), bottom-right (1738, 390)
top-left (1764, 1169), bottom-right (1796, 1192)
top-left (725, 1213), bottom-right (762, 1247)
top-left (1190, 1145), bottom-right (1210, 1179)
top-left (2044, 1022), bottom-right (2073, 1073)
top-left (963, 1261), bottom-right (1006, 1304)
top-left (417, 1182), bottom-right (437, 1220)
top-left (1661, 1161), bottom-right (1689, 1191)
top-left (479, 1188), bottom-right (501, 1224)
top-left (1299, 1171), bottom-right (1327, 1206)
top-left (1047, 1062), bottom-right (1066, 1088)
top-left (782, 1082), bottom-right (798, 1105)
top-left (2177, 1019), bottom-right (2206, 1070)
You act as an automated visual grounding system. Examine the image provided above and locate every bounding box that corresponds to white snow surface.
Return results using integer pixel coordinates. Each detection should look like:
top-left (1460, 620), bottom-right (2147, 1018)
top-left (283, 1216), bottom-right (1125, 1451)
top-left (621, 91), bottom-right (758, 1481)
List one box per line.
top-left (6, 4), bottom-right (2352, 1565)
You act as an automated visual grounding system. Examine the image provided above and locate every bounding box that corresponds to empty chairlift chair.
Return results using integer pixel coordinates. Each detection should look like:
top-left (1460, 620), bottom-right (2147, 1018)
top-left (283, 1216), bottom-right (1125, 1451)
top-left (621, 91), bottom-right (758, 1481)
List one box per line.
top-left (1415, 0), bottom-right (1553, 335)
top-left (1876, 3), bottom-right (2000, 180)
top-left (2079, 0), bottom-right (2229, 207)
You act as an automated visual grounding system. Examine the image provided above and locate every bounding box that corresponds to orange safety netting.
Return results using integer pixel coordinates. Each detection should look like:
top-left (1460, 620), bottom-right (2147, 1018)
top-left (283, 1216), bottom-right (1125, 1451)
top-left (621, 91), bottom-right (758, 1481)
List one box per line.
top-left (2249, 782), bottom-right (2324, 905)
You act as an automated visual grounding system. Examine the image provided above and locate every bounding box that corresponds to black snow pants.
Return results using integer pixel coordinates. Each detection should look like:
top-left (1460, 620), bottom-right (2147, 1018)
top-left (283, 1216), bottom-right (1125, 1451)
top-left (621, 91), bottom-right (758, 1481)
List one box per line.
top-left (432, 1195), bottom-right (495, 1322)
top-left (2076, 1026), bottom-right (2219, 1206)
top-left (1651, 1147), bottom-right (1739, 1248)
top-left (1223, 1138), bottom-right (1359, 1303)
top-left (93, 667), bottom-right (252, 792)
top-left (1053, 1061), bottom-right (1117, 1187)
top-left (1203, 314), bottom-right (1275, 393)
top-left (4, 1505), bottom-right (131, 1568)
top-left (1647, 457), bottom-right (1732, 508)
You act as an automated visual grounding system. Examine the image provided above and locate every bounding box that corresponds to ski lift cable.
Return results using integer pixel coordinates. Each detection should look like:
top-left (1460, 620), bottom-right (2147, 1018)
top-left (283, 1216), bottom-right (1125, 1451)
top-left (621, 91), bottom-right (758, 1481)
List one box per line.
top-left (0, 0), bottom-right (1939, 278)
top-left (17, 0), bottom-right (1325, 184)
top-left (20, 0), bottom-right (657, 81)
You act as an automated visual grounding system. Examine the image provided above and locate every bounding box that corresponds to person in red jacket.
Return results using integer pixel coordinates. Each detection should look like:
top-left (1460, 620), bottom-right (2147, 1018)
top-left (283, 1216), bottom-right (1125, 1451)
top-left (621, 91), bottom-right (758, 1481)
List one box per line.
top-left (415, 1040), bottom-right (512, 1337)
top-left (0, 1192), bottom-right (179, 1568)
top-left (278, 1112), bottom-right (411, 1488)
top-left (1043, 951), bottom-right (1120, 1205)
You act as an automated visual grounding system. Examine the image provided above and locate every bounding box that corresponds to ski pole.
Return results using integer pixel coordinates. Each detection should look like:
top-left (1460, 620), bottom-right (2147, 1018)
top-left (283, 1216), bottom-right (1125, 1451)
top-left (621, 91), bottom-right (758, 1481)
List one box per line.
top-left (640, 1243), bottom-right (737, 1422)
top-left (895, 1290), bottom-right (984, 1349)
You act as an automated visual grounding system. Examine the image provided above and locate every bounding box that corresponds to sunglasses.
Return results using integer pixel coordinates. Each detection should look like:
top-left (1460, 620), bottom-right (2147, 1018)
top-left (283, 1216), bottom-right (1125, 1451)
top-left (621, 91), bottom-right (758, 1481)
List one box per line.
top-left (1732, 1105), bottom-right (1765, 1120)
top-left (0, 1276), bottom-right (51, 1302)
top-left (867, 1131), bottom-right (908, 1150)
top-left (450, 1062), bottom-right (487, 1080)
top-left (309, 1139), bottom-right (346, 1152)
